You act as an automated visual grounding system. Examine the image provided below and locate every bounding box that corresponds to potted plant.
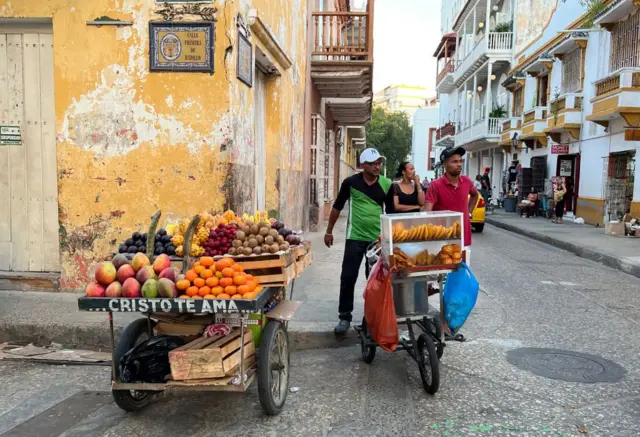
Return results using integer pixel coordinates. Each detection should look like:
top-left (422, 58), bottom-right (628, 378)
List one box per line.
top-left (489, 104), bottom-right (507, 118)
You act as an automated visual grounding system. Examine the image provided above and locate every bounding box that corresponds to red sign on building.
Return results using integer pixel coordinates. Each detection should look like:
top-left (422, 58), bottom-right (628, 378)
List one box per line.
top-left (551, 144), bottom-right (569, 154)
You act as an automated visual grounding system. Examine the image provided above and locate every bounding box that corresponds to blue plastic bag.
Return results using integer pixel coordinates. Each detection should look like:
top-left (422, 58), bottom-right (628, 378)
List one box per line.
top-left (443, 262), bottom-right (479, 333)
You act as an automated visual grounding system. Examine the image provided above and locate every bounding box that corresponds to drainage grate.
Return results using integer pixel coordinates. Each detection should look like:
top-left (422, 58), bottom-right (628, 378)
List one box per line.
top-left (507, 348), bottom-right (626, 383)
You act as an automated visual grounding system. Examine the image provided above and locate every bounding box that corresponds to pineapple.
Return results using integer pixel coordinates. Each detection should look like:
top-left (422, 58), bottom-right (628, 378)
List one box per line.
top-left (171, 234), bottom-right (184, 246)
top-left (190, 243), bottom-right (205, 257)
top-left (196, 227), bottom-right (209, 244)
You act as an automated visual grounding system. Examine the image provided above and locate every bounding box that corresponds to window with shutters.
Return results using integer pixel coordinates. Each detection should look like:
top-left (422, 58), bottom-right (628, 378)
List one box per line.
top-left (610, 8), bottom-right (640, 71)
top-left (512, 87), bottom-right (523, 117)
top-left (563, 48), bottom-right (582, 93)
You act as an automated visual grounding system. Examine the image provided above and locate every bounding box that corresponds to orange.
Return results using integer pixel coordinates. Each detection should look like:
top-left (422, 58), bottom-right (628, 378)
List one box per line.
top-left (203, 294), bottom-right (216, 299)
top-left (211, 286), bottom-right (224, 296)
top-left (255, 285), bottom-right (264, 293)
top-left (233, 274), bottom-right (247, 286)
top-left (221, 267), bottom-right (234, 278)
top-left (245, 280), bottom-right (257, 292)
top-left (192, 295), bottom-right (202, 299)
top-left (219, 277), bottom-right (233, 287)
top-left (215, 259), bottom-right (231, 271)
top-left (200, 269), bottom-right (213, 279)
top-left (224, 285), bottom-right (237, 295)
top-left (198, 286), bottom-right (211, 297)
top-left (231, 264), bottom-right (244, 273)
top-left (217, 293), bottom-right (231, 299)
top-left (243, 291), bottom-right (258, 300)
top-left (215, 271), bottom-right (223, 279)
top-left (186, 286), bottom-right (199, 297)
top-left (194, 265), bottom-right (205, 274)
top-left (226, 258), bottom-right (235, 266)
top-left (200, 256), bottom-right (214, 267)
top-left (179, 295), bottom-right (190, 299)
top-left (192, 261), bottom-right (201, 269)
top-left (205, 277), bottom-right (219, 287)
top-left (237, 284), bottom-right (250, 295)
top-left (193, 277), bottom-right (206, 288)
top-left (185, 270), bottom-right (198, 282)
top-left (176, 279), bottom-right (190, 291)
top-left (231, 294), bottom-right (242, 300)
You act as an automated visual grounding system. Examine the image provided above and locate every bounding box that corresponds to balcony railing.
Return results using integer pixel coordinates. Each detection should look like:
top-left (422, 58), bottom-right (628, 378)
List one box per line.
top-left (488, 117), bottom-right (503, 136)
top-left (596, 74), bottom-right (621, 97)
top-left (436, 60), bottom-right (455, 86)
top-left (633, 72), bottom-right (640, 88)
top-left (312, 11), bottom-right (371, 62)
top-left (455, 117), bottom-right (506, 144)
top-left (488, 32), bottom-right (512, 51)
top-left (436, 122), bottom-right (456, 140)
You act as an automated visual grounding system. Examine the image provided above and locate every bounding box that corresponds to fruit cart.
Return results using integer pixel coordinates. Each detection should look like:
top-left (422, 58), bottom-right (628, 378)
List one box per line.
top-left (355, 211), bottom-right (465, 394)
top-left (78, 284), bottom-right (298, 415)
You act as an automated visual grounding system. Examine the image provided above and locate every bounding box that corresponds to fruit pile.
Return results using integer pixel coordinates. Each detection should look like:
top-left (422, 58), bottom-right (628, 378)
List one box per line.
top-left (175, 257), bottom-right (263, 300)
top-left (229, 220), bottom-right (285, 256)
top-left (86, 253), bottom-right (178, 298)
top-left (118, 229), bottom-right (177, 256)
top-left (201, 223), bottom-right (238, 257)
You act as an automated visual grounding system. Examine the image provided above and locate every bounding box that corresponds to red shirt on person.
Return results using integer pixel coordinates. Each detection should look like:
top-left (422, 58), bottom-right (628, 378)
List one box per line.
top-left (425, 175), bottom-right (478, 247)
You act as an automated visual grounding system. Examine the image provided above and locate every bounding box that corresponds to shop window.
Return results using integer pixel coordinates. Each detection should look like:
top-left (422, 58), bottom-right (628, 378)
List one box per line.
top-left (563, 48), bottom-right (582, 93)
top-left (610, 8), bottom-right (640, 71)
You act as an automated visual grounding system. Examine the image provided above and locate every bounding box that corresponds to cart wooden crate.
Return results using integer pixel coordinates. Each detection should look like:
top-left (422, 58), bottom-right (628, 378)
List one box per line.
top-left (169, 328), bottom-right (255, 381)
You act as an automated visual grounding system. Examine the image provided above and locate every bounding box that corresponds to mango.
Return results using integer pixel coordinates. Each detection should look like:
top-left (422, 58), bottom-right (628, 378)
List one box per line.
top-left (153, 254), bottom-right (171, 274)
top-left (105, 281), bottom-right (123, 298)
top-left (116, 264), bottom-right (136, 283)
top-left (111, 254), bottom-right (130, 270)
top-left (158, 278), bottom-right (177, 298)
top-left (142, 279), bottom-right (159, 298)
top-left (122, 278), bottom-right (141, 297)
top-left (131, 253), bottom-right (150, 272)
top-left (85, 281), bottom-right (105, 297)
top-left (158, 267), bottom-right (175, 281)
top-left (136, 265), bottom-right (157, 284)
top-left (95, 262), bottom-right (117, 286)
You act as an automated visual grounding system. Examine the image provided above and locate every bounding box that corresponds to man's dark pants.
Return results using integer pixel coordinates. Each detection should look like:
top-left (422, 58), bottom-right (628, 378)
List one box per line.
top-left (339, 239), bottom-right (375, 322)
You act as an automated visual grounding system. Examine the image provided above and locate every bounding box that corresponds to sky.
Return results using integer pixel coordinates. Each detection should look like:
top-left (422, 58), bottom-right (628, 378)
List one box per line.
top-left (371, 0), bottom-right (442, 94)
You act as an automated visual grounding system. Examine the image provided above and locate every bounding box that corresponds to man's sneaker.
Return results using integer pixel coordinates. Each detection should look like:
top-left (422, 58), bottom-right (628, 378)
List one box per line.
top-left (334, 319), bottom-right (350, 336)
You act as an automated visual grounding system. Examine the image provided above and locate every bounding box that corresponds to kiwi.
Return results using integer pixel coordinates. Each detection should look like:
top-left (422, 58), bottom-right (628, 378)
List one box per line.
top-left (262, 244), bottom-right (271, 253)
top-left (242, 225), bottom-right (251, 234)
top-left (227, 247), bottom-right (237, 255)
top-left (256, 235), bottom-right (265, 245)
top-left (265, 235), bottom-right (275, 245)
top-left (268, 229), bottom-right (278, 237)
top-left (243, 247), bottom-right (253, 256)
top-left (250, 224), bottom-right (259, 235)
top-left (253, 246), bottom-right (263, 255)
top-left (258, 221), bottom-right (270, 229)
top-left (259, 227), bottom-right (270, 237)
top-left (233, 240), bottom-right (243, 248)
top-left (280, 241), bottom-right (290, 251)
top-left (275, 235), bottom-right (285, 244)
top-left (243, 240), bottom-right (251, 248)
top-left (236, 231), bottom-right (246, 241)
top-left (248, 238), bottom-right (258, 249)
top-left (269, 243), bottom-right (279, 254)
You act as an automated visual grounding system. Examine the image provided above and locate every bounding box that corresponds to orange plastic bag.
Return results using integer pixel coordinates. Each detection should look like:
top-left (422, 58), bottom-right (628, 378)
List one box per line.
top-left (364, 259), bottom-right (398, 352)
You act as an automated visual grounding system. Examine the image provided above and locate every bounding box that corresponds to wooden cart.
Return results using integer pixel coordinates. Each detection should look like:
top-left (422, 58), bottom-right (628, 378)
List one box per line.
top-left (77, 285), bottom-right (299, 415)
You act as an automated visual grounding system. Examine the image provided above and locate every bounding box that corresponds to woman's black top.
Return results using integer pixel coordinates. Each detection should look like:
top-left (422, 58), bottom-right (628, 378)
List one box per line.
top-left (392, 182), bottom-right (421, 213)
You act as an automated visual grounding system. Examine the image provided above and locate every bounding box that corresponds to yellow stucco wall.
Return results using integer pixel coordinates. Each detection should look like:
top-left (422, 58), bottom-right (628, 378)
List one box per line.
top-left (3, 0), bottom-right (307, 289)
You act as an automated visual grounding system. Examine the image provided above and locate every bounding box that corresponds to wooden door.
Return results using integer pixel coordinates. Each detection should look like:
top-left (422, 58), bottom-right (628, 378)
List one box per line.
top-left (254, 70), bottom-right (266, 212)
top-left (0, 30), bottom-right (60, 272)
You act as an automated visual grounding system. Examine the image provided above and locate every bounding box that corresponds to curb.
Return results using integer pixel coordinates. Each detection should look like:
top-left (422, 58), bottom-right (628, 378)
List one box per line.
top-left (0, 321), bottom-right (360, 353)
top-left (486, 217), bottom-right (640, 280)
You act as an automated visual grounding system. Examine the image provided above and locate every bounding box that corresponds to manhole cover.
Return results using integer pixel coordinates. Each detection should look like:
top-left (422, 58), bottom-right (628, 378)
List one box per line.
top-left (507, 348), bottom-right (626, 383)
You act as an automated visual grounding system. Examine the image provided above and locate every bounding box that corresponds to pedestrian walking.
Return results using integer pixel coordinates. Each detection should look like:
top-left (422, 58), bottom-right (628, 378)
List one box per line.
top-left (481, 167), bottom-right (491, 204)
top-left (324, 148), bottom-right (393, 336)
top-left (474, 175), bottom-right (482, 191)
top-left (552, 179), bottom-right (567, 224)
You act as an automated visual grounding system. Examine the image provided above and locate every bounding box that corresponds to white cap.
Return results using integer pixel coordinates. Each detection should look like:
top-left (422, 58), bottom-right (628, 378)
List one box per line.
top-left (359, 148), bottom-right (385, 164)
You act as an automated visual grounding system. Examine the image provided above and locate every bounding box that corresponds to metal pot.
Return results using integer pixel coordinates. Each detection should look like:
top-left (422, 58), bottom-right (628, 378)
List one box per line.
top-left (391, 276), bottom-right (431, 317)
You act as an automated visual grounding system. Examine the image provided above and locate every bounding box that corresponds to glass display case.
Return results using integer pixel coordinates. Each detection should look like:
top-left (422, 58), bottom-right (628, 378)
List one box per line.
top-left (380, 211), bottom-right (464, 271)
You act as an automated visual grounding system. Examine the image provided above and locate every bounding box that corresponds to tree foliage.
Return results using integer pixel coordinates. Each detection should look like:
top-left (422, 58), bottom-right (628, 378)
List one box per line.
top-left (365, 106), bottom-right (413, 179)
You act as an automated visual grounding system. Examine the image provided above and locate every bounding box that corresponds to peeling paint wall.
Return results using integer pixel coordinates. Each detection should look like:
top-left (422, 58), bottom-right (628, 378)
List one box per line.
top-left (6, 0), bottom-right (307, 289)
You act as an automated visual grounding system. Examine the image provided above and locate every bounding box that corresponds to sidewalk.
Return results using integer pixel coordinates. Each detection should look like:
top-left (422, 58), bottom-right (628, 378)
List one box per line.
top-left (0, 217), bottom-right (366, 351)
top-left (486, 210), bottom-right (640, 279)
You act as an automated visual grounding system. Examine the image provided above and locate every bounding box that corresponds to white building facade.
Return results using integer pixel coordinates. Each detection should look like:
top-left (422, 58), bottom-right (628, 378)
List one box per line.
top-left (435, 0), bottom-right (640, 225)
top-left (412, 105), bottom-right (441, 180)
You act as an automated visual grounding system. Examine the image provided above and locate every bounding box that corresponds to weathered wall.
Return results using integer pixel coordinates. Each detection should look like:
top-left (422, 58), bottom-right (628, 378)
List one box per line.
top-left (4, 0), bottom-right (307, 289)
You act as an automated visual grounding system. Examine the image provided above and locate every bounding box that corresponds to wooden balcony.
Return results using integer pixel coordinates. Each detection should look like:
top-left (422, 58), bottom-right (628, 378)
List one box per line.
top-left (434, 122), bottom-right (455, 147)
top-left (521, 106), bottom-right (549, 147)
top-left (498, 117), bottom-right (521, 151)
top-left (310, 6), bottom-right (374, 124)
top-left (435, 60), bottom-right (456, 93)
top-left (586, 68), bottom-right (640, 128)
top-left (544, 93), bottom-right (583, 142)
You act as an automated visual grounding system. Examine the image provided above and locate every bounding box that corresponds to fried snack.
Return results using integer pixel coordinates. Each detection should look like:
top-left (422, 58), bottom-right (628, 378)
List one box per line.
top-left (415, 249), bottom-right (430, 265)
top-left (427, 224), bottom-right (434, 240)
top-left (454, 221), bottom-right (461, 237)
top-left (452, 243), bottom-right (461, 252)
top-left (393, 247), bottom-right (415, 268)
top-left (399, 230), bottom-right (409, 242)
top-left (452, 251), bottom-right (462, 263)
top-left (441, 244), bottom-right (454, 256)
top-left (447, 226), bottom-right (455, 239)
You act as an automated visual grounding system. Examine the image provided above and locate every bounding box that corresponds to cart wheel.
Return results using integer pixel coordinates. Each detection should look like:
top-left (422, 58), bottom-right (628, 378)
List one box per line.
top-left (360, 317), bottom-right (376, 364)
top-left (112, 318), bottom-right (156, 412)
top-left (429, 318), bottom-right (444, 359)
top-left (258, 320), bottom-right (290, 416)
top-left (417, 333), bottom-right (440, 395)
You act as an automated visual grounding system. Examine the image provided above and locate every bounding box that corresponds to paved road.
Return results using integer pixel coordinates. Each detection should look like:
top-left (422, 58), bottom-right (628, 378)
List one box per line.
top-left (1, 225), bottom-right (639, 437)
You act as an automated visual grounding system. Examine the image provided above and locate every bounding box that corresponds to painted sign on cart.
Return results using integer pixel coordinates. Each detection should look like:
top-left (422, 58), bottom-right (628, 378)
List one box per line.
top-left (105, 298), bottom-right (239, 313)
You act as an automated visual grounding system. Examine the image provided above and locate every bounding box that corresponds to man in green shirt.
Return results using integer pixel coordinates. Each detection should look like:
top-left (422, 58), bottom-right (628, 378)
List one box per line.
top-left (324, 148), bottom-right (393, 335)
